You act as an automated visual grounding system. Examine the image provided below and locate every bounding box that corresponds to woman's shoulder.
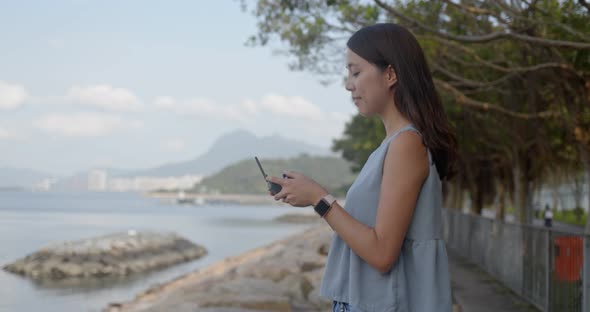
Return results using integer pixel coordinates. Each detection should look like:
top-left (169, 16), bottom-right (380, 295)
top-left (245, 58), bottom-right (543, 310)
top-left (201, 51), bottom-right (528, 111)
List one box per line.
top-left (383, 130), bottom-right (429, 179)
top-left (385, 130), bottom-right (427, 160)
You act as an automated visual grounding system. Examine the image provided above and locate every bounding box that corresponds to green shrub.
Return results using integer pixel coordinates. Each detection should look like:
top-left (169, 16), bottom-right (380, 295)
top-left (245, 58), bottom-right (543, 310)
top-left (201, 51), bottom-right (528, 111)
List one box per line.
top-left (553, 208), bottom-right (588, 227)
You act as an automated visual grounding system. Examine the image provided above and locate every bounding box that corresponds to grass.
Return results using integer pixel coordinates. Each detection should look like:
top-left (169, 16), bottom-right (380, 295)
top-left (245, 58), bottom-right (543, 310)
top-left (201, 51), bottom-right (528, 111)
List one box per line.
top-left (535, 208), bottom-right (587, 227)
top-left (506, 206), bottom-right (516, 215)
top-left (554, 211), bottom-right (587, 227)
top-left (550, 279), bottom-right (583, 312)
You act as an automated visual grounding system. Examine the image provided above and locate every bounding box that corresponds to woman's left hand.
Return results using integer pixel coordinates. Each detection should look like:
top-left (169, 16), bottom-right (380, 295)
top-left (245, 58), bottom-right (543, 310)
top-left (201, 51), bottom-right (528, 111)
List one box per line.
top-left (266, 170), bottom-right (328, 207)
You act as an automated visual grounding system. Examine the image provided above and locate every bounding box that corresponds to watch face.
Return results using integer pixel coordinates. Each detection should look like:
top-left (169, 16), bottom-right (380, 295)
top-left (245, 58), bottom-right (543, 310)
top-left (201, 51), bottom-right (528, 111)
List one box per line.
top-left (314, 199), bottom-right (330, 216)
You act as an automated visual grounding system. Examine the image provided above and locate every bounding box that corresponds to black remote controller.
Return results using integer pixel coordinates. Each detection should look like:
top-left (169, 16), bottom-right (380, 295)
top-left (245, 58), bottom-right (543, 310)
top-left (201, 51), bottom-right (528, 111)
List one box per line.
top-left (254, 156), bottom-right (289, 195)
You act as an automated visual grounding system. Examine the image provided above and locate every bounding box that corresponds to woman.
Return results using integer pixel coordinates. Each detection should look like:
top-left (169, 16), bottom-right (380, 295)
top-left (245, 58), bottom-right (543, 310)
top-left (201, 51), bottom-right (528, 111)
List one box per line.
top-left (266, 23), bottom-right (457, 312)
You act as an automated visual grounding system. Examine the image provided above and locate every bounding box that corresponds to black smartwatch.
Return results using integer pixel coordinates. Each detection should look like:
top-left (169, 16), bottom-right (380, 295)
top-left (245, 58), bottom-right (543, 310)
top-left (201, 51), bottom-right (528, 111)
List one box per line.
top-left (314, 194), bottom-right (336, 217)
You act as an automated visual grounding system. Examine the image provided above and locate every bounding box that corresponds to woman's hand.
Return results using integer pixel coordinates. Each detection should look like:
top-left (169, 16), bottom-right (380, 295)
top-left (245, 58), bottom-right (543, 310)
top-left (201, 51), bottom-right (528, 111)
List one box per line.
top-left (266, 170), bottom-right (328, 207)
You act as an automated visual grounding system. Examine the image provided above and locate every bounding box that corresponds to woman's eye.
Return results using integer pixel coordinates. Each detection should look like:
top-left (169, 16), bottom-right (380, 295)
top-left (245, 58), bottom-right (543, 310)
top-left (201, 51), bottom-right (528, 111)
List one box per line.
top-left (352, 72), bottom-right (360, 77)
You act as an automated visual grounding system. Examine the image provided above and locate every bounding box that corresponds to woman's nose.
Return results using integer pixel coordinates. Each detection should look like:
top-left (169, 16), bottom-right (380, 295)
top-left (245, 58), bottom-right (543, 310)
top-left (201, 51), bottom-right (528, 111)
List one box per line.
top-left (344, 78), bottom-right (354, 91)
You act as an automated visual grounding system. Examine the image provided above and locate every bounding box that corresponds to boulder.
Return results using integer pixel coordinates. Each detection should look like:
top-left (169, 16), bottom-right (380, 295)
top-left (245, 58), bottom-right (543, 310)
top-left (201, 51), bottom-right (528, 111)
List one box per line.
top-left (3, 230), bottom-right (207, 281)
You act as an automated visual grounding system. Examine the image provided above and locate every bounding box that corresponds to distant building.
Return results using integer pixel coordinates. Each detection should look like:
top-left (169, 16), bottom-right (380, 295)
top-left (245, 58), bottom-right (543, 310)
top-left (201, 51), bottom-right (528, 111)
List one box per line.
top-left (33, 178), bottom-right (57, 191)
top-left (105, 175), bottom-right (202, 192)
top-left (108, 177), bottom-right (135, 192)
top-left (88, 170), bottom-right (108, 191)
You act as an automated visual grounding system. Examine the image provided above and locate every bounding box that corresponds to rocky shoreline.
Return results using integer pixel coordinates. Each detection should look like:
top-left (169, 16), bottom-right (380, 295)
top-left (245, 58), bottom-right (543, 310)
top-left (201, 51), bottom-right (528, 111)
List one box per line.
top-left (272, 212), bottom-right (322, 224)
top-left (105, 224), bottom-right (334, 312)
top-left (103, 221), bottom-right (462, 312)
top-left (149, 192), bottom-right (281, 206)
top-left (3, 230), bottom-right (207, 281)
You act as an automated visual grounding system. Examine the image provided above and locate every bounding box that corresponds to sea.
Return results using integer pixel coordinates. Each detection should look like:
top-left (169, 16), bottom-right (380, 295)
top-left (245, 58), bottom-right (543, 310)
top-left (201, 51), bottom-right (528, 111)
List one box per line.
top-left (0, 190), bottom-right (316, 312)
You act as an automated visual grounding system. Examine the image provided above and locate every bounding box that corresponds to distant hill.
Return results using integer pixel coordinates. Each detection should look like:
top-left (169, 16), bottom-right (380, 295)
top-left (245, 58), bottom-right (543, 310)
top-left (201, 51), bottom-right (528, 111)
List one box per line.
top-left (124, 129), bottom-right (334, 177)
top-left (192, 154), bottom-right (356, 197)
top-left (0, 167), bottom-right (56, 189)
top-left (3, 130), bottom-right (338, 191)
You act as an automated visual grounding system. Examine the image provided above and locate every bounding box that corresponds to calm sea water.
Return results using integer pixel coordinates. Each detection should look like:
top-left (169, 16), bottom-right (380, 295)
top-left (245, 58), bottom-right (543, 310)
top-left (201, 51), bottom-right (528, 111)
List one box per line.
top-left (0, 190), bottom-right (315, 312)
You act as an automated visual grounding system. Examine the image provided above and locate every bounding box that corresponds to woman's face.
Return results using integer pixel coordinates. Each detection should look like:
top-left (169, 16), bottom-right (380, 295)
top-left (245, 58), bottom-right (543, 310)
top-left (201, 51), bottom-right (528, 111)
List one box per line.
top-left (345, 48), bottom-right (396, 117)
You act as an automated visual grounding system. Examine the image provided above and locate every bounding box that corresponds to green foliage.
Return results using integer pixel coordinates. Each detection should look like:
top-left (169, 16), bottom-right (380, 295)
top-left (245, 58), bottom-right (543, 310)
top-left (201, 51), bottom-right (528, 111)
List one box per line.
top-left (331, 115), bottom-right (385, 173)
top-left (243, 0), bottom-right (384, 83)
top-left (553, 208), bottom-right (588, 227)
top-left (506, 206), bottom-right (516, 215)
top-left (243, 0), bottom-right (590, 222)
top-left (192, 154), bottom-right (357, 197)
top-left (551, 279), bottom-right (583, 311)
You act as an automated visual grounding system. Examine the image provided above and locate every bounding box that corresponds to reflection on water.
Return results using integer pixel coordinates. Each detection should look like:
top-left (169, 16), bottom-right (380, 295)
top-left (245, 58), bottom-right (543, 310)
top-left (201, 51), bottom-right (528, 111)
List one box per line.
top-left (25, 267), bottom-right (164, 291)
top-left (0, 191), bottom-right (314, 312)
top-left (210, 217), bottom-right (282, 227)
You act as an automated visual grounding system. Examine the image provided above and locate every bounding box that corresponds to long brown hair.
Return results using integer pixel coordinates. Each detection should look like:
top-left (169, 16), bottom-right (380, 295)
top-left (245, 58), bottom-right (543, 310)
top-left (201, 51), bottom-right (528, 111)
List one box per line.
top-left (347, 23), bottom-right (458, 180)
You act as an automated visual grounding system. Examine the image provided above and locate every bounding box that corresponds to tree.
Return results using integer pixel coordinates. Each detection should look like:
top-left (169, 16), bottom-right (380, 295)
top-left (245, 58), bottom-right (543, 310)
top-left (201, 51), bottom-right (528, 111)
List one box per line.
top-left (242, 0), bottom-right (590, 227)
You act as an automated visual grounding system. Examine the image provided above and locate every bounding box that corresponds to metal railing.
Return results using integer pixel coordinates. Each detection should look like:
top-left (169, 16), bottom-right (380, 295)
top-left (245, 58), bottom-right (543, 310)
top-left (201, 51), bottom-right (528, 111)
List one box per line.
top-left (442, 209), bottom-right (590, 312)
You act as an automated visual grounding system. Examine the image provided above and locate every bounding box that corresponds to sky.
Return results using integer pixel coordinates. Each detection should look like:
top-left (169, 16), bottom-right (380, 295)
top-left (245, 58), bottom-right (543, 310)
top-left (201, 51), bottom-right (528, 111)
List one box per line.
top-left (0, 0), bottom-right (356, 176)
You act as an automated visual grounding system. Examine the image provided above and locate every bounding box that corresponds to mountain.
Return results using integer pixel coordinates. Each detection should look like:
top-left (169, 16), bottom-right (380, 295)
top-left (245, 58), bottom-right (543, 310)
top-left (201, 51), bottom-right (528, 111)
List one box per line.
top-left (0, 167), bottom-right (57, 189)
top-left (124, 129), bottom-right (335, 177)
top-left (192, 154), bottom-right (356, 197)
top-left (6, 130), bottom-right (337, 191)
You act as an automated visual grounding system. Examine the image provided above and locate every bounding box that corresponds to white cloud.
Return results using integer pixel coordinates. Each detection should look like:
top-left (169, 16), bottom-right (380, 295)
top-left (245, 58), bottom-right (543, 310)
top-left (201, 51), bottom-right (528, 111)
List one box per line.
top-left (0, 128), bottom-right (9, 139)
top-left (153, 96), bottom-right (176, 109)
top-left (149, 93), bottom-right (351, 149)
top-left (240, 99), bottom-right (260, 115)
top-left (260, 94), bottom-right (322, 120)
top-left (65, 85), bottom-right (142, 111)
top-left (153, 93), bottom-right (326, 123)
top-left (34, 112), bottom-right (142, 137)
top-left (154, 96), bottom-right (247, 122)
top-left (164, 138), bottom-right (186, 151)
top-left (301, 112), bottom-right (352, 140)
top-left (327, 111), bottom-right (350, 123)
top-left (0, 81), bottom-right (28, 110)
top-left (185, 98), bottom-right (248, 121)
top-left (0, 126), bottom-right (21, 140)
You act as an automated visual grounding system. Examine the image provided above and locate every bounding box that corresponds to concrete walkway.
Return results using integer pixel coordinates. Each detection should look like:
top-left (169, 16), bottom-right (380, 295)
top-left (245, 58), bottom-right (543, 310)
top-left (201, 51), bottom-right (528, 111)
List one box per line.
top-left (448, 250), bottom-right (540, 312)
top-left (532, 218), bottom-right (585, 234)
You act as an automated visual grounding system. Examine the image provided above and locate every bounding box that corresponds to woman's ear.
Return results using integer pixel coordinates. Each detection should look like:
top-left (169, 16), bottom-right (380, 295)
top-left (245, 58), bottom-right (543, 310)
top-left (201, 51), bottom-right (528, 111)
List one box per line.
top-left (385, 65), bottom-right (397, 88)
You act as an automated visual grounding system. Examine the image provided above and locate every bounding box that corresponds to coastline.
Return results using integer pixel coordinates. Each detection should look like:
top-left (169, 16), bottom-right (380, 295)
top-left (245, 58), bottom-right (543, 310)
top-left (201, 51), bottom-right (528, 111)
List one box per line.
top-left (146, 191), bottom-right (346, 207)
top-left (146, 191), bottom-right (285, 206)
top-left (105, 223), bottom-right (334, 312)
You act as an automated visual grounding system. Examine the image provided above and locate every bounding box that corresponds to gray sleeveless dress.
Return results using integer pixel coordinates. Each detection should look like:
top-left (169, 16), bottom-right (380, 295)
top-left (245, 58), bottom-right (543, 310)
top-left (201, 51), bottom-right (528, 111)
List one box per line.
top-left (319, 124), bottom-right (452, 312)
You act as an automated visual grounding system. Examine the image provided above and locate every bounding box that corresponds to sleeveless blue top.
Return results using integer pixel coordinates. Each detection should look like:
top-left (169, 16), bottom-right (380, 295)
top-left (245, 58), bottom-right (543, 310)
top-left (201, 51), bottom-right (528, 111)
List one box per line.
top-left (319, 124), bottom-right (452, 312)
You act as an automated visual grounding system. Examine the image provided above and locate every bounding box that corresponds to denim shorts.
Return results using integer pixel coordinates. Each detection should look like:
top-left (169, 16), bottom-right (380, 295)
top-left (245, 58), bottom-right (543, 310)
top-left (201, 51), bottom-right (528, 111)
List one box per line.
top-left (332, 300), bottom-right (353, 312)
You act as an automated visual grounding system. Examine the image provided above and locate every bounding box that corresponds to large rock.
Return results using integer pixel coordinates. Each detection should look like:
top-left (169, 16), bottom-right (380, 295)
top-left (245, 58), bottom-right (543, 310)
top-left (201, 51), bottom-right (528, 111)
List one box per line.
top-left (105, 224), bottom-right (334, 312)
top-left (3, 230), bottom-right (207, 281)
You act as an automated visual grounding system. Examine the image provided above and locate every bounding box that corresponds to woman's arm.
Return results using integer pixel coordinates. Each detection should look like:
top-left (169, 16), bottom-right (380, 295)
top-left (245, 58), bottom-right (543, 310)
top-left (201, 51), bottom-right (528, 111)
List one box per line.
top-left (323, 131), bottom-right (429, 273)
top-left (266, 131), bottom-right (428, 273)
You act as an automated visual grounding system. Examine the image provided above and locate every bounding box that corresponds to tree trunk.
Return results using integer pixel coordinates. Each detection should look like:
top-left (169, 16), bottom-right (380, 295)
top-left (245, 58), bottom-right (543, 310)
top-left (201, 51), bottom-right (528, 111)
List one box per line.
top-left (472, 183), bottom-right (484, 215)
top-left (443, 181), bottom-right (452, 209)
top-left (573, 172), bottom-right (583, 210)
top-left (513, 157), bottom-right (533, 224)
top-left (552, 187), bottom-right (560, 211)
top-left (496, 182), bottom-right (506, 222)
top-left (581, 145), bottom-right (590, 235)
top-left (453, 183), bottom-right (464, 211)
top-left (513, 160), bottom-right (523, 222)
top-left (524, 181), bottom-right (535, 224)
